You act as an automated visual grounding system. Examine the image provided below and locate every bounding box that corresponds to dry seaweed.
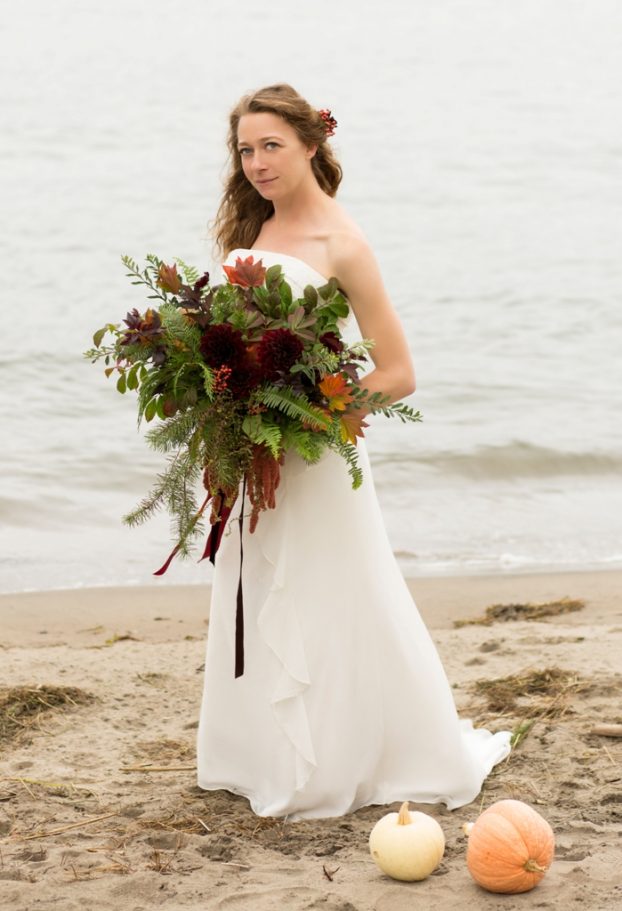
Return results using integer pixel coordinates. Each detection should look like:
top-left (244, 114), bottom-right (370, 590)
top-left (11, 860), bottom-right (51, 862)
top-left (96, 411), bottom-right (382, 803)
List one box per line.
top-left (454, 596), bottom-right (585, 628)
top-left (0, 684), bottom-right (95, 748)
top-left (471, 666), bottom-right (584, 719)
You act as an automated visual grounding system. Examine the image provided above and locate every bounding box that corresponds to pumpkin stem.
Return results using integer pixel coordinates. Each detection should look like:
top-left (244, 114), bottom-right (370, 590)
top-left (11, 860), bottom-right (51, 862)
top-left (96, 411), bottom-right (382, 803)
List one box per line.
top-left (397, 801), bottom-right (411, 825)
top-left (523, 859), bottom-right (547, 874)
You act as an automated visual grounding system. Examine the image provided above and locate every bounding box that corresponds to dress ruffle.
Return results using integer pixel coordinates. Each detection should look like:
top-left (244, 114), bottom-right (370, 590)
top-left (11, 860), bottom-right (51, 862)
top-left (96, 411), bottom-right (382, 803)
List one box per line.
top-left (256, 457), bottom-right (317, 792)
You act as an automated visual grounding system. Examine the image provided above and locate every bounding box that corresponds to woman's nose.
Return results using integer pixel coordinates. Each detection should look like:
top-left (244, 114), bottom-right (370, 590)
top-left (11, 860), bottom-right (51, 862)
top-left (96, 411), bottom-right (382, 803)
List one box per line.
top-left (251, 151), bottom-right (267, 172)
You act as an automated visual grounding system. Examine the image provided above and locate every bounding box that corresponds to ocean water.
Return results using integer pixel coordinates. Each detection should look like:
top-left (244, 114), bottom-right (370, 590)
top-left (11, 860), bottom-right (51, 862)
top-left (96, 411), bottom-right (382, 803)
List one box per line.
top-left (1, 0), bottom-right (621, 593)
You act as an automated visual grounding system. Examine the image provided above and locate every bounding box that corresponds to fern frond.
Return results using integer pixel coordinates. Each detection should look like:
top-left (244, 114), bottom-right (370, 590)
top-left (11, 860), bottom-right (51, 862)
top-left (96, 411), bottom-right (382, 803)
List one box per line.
top-left (332, 441), bottom-right (364, 488)
top-left (254, 386), bottom-right (331, 429)
top-left (160, 304), bottom-right (201, 354)
top-left (242, 415), bottom-right (283, 458)
top-left (174, 257), bottom-right (200, 285)
top-left (284, 428), bottom-right (326, 463)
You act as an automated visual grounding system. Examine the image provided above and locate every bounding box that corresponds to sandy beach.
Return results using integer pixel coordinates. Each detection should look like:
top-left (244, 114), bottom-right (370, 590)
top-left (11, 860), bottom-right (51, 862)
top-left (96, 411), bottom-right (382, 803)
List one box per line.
top-left (1, 570), bottom-right (621, 910)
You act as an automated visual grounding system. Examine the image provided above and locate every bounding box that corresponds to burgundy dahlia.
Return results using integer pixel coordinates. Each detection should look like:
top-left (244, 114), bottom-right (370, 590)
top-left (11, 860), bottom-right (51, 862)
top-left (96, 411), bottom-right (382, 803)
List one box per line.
top-left (200, 323), bottom-right (247, 368)
top-left (227, 360), bottom-right (262, 399)
top-left (256, 328), bottom-right (304, 381)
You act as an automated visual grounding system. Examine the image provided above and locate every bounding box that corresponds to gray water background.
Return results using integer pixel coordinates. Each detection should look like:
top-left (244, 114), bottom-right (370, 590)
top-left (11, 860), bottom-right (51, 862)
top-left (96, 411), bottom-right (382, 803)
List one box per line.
top-left (1, 0), bottom-right (621, 593)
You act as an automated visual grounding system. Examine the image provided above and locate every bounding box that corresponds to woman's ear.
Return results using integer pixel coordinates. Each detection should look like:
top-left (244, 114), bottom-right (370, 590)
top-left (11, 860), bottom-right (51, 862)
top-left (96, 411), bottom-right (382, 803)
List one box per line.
top-left (306, 143), bottom-right (318, 159)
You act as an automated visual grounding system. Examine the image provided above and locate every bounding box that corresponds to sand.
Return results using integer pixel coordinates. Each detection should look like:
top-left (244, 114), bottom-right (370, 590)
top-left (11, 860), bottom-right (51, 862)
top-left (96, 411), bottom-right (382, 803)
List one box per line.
top-left (1, 570), bottom-right (621, 910)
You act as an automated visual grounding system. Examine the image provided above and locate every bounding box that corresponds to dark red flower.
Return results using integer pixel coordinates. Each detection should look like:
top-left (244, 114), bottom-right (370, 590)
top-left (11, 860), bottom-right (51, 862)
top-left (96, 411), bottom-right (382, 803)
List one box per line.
top-left (319, 331), bottom-right (344, 354)
top-left (256, 328), bottom-right (304, 381)
top-left (200, 324), bottom-right (262, 399)
top-left (200, 323), bottom-right (247, 368)
top-left (228, 360), bottom-right (262, 399)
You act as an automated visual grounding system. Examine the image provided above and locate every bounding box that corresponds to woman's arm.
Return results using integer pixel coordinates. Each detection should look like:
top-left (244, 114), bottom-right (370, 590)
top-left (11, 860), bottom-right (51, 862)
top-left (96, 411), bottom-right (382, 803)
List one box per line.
top-left (330, 235), bottom-right (416, 407)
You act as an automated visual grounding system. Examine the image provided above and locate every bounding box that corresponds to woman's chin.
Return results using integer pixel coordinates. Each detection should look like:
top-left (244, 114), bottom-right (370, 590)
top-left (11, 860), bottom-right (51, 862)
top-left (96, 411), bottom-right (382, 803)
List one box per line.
top-left (254, 179), bottom-right (279, 198)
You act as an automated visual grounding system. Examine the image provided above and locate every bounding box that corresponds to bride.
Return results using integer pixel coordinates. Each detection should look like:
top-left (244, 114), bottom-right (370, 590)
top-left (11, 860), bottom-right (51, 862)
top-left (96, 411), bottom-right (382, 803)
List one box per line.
top-left (196, 83), bottom-right (511, 820)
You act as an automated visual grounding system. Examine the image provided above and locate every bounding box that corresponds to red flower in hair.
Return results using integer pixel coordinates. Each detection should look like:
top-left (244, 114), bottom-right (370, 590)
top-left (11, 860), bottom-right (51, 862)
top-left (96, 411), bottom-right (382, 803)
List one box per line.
top-left (318, 109), bottom-right (337, 137)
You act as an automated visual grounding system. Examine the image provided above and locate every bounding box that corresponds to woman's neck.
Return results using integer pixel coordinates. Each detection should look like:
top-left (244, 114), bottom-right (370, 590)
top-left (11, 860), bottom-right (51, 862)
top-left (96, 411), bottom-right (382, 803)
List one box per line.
top-left (271, 173), bottom-right (332, 227)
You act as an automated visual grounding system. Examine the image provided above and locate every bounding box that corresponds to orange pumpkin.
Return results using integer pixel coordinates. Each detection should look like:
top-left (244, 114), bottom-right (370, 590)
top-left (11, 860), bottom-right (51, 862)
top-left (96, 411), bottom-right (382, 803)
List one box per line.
top-left (465, 799), bottom-right (555, 894)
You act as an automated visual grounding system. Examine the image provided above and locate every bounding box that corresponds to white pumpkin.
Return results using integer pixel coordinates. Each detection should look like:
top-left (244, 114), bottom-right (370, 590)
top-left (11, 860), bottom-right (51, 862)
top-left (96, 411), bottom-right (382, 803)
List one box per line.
top-left (369, 801), bottom-right (445, 881)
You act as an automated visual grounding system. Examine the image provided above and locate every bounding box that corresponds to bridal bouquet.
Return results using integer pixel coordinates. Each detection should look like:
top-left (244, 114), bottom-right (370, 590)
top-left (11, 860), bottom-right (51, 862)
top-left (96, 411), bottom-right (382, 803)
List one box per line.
top-left (85, 254), bottom-right (421, 570)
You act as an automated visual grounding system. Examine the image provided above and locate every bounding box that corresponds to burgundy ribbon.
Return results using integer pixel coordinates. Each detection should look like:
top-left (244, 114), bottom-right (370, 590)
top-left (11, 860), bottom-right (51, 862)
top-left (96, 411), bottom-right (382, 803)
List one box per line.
top-left (234, 476), bottom-right (246, 678)
top-left (200, 495), bottom-right (233, 565)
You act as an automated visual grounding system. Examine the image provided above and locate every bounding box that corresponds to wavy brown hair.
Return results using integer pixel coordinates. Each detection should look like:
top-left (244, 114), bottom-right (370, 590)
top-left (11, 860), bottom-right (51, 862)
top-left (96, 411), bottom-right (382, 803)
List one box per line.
top-left (213, 84), bottom-right (343, 257)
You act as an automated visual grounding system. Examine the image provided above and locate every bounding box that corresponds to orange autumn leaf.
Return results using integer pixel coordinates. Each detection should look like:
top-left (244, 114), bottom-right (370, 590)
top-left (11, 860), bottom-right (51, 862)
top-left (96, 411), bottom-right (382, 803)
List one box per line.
top-left (223, 255), bottom-right (266, 288)
top-left (339, 410), bottom-right (369, 445)
top-left (319, 373), bottom-right (354, 411)
top-left (157, 262), bottom-right (182, 294)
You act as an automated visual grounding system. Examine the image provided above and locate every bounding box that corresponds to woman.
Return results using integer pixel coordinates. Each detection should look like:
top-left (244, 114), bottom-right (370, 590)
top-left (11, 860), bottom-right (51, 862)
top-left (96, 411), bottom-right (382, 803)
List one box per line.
top-left (196, 84), bottom-right (511, 820)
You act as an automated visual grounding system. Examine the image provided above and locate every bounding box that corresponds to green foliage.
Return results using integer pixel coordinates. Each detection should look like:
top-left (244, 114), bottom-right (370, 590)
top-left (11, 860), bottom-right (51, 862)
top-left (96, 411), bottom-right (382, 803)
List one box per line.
top-left (265, 263), bottom-right (283, 288)
top-left (303, 284), bottom-right (318, 310)
top-left (334, 440), bottom-right (364, 488)
top-left (200, 407), bottom-right (252, 494)
top-left (228, 306), bottom-right (264, 334)
top-left (210, 284), bottom-right (241, 322)
top-left (280, 424), bottom-right (326, 463)
top-left (124, 450), bottom-right (204, 559)
top-left (137, 367), bottom-right (166, 420)
top-left (254, 386), bottom-right (331, 430)
top-left (242, 415), bottom-right (282, 458)
top-left (291, 341), bottom-right (340, 381)
top-left (174, 257), bottom-right (200, 285)
top-left (353, 387), bottom-right (422, 424)
top-left (145, 404), bottom-right (209, 452)
top-left (279, 281), bottom-right (293, 313)
top-left (160, 304), bottom-right (201, 355)
top-left (122, 253), bottom-right (168, 303)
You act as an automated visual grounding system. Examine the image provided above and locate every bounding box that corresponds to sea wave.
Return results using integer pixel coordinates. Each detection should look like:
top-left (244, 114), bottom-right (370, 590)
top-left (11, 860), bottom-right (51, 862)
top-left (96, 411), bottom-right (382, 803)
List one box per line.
top-left (372, 441), bottom-right (622, 481)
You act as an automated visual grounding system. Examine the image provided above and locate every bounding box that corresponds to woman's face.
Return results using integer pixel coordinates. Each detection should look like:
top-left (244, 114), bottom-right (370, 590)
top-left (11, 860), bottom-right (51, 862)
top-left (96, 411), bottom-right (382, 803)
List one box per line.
top-left (237, 112), bottom-right (316, 200)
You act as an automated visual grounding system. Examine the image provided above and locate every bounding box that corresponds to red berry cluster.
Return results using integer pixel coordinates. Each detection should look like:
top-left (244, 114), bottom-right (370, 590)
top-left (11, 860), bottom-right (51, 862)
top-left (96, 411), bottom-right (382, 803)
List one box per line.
top-left (318, 108), bottom-right (337, 138)
top-left (212, 365), bottom-right (232, 393)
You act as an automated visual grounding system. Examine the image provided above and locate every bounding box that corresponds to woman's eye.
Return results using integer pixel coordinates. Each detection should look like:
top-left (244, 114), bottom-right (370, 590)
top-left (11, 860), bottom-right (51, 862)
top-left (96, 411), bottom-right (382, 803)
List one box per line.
top-left (239, 148), bottom-right (251, 156)
top-left (265, 142), bottom-right (279, 150)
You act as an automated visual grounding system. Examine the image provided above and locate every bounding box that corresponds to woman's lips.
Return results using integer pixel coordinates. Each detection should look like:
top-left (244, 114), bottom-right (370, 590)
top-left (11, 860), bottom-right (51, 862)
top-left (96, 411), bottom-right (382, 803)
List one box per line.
top-left (256, 177), bottom-right (276, 187)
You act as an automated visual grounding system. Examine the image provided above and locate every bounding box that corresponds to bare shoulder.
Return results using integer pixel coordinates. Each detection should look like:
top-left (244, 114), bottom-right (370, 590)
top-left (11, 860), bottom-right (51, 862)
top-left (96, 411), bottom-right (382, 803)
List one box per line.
top-left (325, 229), bottom-right (386, 299)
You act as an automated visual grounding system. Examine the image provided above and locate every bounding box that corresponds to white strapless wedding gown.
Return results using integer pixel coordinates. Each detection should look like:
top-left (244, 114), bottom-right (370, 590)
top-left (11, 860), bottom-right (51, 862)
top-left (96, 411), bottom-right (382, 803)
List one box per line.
top-left (196, 249), bottom-right (511, 820)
